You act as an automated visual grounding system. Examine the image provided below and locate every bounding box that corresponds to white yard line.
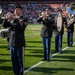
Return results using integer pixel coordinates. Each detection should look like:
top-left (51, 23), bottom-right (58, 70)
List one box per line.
top-left (24, 61), bottom-right (44, 73)
top-left (24, 42), bottom-right (75, 74)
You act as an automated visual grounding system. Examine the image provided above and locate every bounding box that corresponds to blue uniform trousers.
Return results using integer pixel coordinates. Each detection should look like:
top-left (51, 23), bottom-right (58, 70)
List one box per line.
top-left (54, 33), bottom-right (63, 52)
top-left (42, 37), bottom-right (51, 60)
top-left (67, 31), bottom-right (73, 46)
top-left (10, 46), bottom-right (24, 75)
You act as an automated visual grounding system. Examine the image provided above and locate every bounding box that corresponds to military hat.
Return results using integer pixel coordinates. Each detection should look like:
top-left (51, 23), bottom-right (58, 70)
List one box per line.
top-left (14, 4), bottom-right (22, 10)
top-left (45, 7), bottom-right (51, 11)
top-left (57, 9), bottom-right (62, 12)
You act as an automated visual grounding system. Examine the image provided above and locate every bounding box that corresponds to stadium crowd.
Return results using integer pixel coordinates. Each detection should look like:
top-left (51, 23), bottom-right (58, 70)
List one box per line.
top-left (1, 3), bottom-right (69, 23)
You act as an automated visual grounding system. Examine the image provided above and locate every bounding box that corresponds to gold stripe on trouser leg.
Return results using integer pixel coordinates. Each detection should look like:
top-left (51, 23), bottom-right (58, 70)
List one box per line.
top-left (22, 47), bottom-right (24, 75)
top-left (50, 38), bottom-right (51, 57)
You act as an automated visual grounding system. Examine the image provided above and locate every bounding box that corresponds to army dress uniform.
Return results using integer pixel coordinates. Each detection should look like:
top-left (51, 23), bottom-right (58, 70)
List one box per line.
top-left (37, 15), bottom-right (54, 61)
top-left (3, 16), bottom-right (28, 75)
top-left (54, 15), bottom-right (67, 53)
top-left (67, 22), bottom-right (74, 46)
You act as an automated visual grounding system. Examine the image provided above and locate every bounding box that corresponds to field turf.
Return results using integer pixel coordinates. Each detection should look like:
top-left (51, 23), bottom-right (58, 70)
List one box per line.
top-left (0, 24), bottom-right (75, 75)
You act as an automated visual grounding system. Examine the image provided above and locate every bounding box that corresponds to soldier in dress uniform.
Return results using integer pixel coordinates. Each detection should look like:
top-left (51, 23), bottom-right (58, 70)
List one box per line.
top-left (37, 8), bottom-right (54, 61)
top-left (66, 14), bottom-right (74, 46)
top-left (54, 9), bottom-right (67, 53)
top-left (3, 4), bottom-right (28, 75)
top-left (66, 3), bottom-right (75, 46)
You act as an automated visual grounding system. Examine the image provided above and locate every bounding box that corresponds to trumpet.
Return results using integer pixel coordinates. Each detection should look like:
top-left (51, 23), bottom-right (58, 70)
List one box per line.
top-left (39, 11), bottom-right (46, 18)
top-left (39, 11), bottom-right (51, 22)
top-left (0, 5), bottom-right (15, 20)
top-left (0, 5), bottom-right (2, 14)
top-left (0, 5), bottom-right (4, 19)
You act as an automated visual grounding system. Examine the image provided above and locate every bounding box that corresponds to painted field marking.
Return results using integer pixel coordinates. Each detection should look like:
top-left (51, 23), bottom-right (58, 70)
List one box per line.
top-left (24, 42), bottom-right (75, 74)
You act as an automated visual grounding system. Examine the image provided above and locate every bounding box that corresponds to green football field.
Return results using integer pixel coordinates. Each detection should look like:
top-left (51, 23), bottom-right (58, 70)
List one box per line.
top-left (0, 24), bottom-right (75, 75)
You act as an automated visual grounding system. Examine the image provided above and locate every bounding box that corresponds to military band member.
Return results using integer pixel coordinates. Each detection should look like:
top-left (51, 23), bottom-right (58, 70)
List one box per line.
top-left (3, 4), bottom-right (28, 75)
top-left (66, 14), bottom-right (74, 46)
top-left (54, 9), bottom-right (67, 53)
top-left (37, 8), bottom-right (54, 61)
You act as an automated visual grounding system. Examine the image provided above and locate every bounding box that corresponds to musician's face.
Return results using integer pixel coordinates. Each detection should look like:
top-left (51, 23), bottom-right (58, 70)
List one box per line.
top-left (46, 10), bottom-right (51, 15)
top-left (14, 8), bottom-right (22, 16)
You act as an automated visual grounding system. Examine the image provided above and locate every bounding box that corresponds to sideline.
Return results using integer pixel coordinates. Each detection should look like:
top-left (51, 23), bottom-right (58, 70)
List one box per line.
top-left (24, 42), bottom-right (75, 74)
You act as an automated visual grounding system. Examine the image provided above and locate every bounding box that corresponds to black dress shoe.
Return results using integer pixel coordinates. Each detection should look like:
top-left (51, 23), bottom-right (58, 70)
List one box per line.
top-left (6, 47), bottom-right (10, 50)
top-left (59, 51), bottom-right (63, 54)
top-left (69, 45), bottom-right (72, 47)
top-left (68, 45), bottom-right (72, 47)
top-left (42, 59), bottom-right (47, 61)
top-left (54, 51), bottom-right (58, 53)
top-left (47, 59), bottom-right (50, 62)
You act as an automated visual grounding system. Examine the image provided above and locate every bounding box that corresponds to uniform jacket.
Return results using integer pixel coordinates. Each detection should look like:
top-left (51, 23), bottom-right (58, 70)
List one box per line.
top-left (61, 17), bottom-right (67, 34)
top-left (37, 15), bottom-right (54, 37)
top-left (67, 22), bottom-right (74, 32)
top-left (54, 15), bottom-right (67, 35)
top-left (3, 16), bottom-right (28, 47)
